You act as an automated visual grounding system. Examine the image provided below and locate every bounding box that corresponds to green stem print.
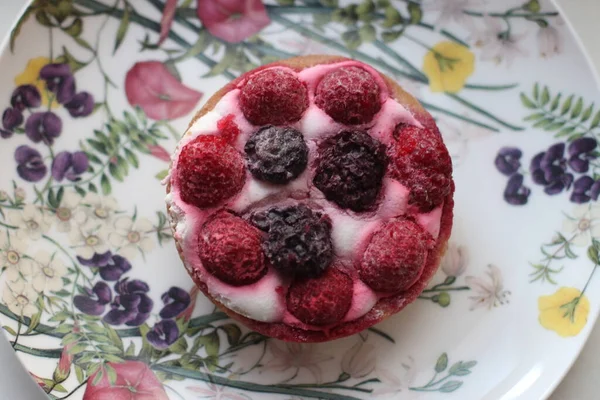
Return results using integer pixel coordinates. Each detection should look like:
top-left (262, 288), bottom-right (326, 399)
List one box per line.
top-left (410, 352), bottom-right (477, 393)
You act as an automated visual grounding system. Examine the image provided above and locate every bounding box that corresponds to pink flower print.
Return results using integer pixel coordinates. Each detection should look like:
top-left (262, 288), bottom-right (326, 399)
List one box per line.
top-left (83, 361), bottom-right (168, 400)
top-left (197, 0), bottom-right (270, 43)
top-left (158, 0), bottom-right (178, 46)
top-left (148, 144), bottom-right (171, 162)
top-left (125, 61), bottom-right (202, 121)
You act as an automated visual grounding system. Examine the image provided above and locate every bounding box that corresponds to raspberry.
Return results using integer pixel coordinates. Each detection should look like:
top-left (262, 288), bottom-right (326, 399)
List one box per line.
top-left (177, 135), bottom-right (245, 208)
top-left (315, 66), bottom-right (382, 125)
top-left (313, 130), bottom-right (388, 212)
top-left (358, 218), bottom-right (432, 292)
top-left (250, 204), bottom-right (333, 277)
top-left (217, 114), bottom-right (240, 143)
top-left (391, 125), bottom-right (452, 212)
top-left (239, 68), bottom-right (308, 126)
top-left (198, 212), bottom-right (267, 286)
top-left (287, 267), bottom-right (353, 326)
top-left (245, 125), bottom-right (308, 184)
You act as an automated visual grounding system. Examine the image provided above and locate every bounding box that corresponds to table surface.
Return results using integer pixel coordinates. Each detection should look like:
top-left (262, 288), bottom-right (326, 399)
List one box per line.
top-left (0, 1), bottom-right (599, 399)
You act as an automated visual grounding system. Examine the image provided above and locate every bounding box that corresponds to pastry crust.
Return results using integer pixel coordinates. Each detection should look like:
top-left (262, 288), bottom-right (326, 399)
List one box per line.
top-left (167, 55), bottom-right (453, 342)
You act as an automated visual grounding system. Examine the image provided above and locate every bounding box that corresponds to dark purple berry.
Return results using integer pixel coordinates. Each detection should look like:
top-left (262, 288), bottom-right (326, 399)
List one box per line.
top-left (504, 173), bottom-right (530, 205)
top-left (568, 138), bottom-right (597, 157)
top-left (530, 152), bottom-right (548, 185)
top-left (245, 125), bottom-right (308, 184)
top-left (11, 85), bottom-right (41, 111)
top-left (314, 130), bottom-right (388, 212)
top-left (2, 108), bottom-right (23, 131)
top-left (494, 147), bottom-right (522, 176)
top-left (250, 204), bottom-right (333, 277)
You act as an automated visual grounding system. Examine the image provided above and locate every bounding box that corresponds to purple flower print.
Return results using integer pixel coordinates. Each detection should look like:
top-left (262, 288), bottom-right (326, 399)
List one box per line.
top-left (25, 112), bottom-right (62, 145)
top-left (11, 85), bottom-right (41, 111)
top-left (504, 173), bottom-right (531, 205)
top-left (567, 137), bottom-right (598, 173)
top-left (570, 176), bottom-right (600, 203)
top-left (104, 278), bottom-right (153, 326)
top-left (51, 151), bottom-right (89, 182)
top-left (74, 282), bottom-right (112, 316)
top-left (15, 145), bottom-right (47, 182)
top-left (78, 251), bottom-right (132, 281)
top-left (494, 147), bottom-right (522, 176)
top-left (159, 287), bottom-right (191, 319)
top-left (146, 319), bottom-right (179, 349)
top-left (529, 143), bottom-right (574, 195)
top-left (1, 108), bottom-right (23, 138)
top-left (39, 63), bottom-right (76, 104)
top-left (65, 92), bottom-right (95, 118)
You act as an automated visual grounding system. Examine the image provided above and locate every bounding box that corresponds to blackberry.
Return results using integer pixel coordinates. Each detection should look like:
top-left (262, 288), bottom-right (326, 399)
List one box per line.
top-left (250, 204), bottom-right (333, 277)
top-left (245, 126), bottom-right (309, 184)
top-left (313, 130), bottom-right (388, 212)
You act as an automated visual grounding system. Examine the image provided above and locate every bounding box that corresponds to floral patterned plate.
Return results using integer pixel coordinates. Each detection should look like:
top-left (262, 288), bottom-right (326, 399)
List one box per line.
top-left (0, 0), bottom-right (598, 399)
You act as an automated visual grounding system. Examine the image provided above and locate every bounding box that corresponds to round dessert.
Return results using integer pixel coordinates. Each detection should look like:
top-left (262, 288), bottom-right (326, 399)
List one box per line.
top-left (165, 55), bottom-right (454, 343)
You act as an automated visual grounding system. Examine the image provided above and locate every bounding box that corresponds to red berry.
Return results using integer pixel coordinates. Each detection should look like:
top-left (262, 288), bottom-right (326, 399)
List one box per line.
top-left (198, 212), bottom-right (267, 286)
top-left (217, 114), bottom-right (240, 143)
top-left (177, 135), bottom-right (245, 208)
top-left (391, 125), bottom-right (452, 212)
top-left (287, 267), bottom-right (353, 326)
top-left (315, 66), bottom-right (382, 125)
top-left (358, 218), bottom-right (432, 293)
top-left (239, 68), bottom-right (308, 126)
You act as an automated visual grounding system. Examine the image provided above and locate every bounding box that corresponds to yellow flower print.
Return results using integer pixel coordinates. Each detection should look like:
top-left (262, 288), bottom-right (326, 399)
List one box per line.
top-left (14, 57), bottom-right (57, 108)
top-left (538, 287), bottom-right (590, 337)
top-left (422, 41), bottom-right (475, 93)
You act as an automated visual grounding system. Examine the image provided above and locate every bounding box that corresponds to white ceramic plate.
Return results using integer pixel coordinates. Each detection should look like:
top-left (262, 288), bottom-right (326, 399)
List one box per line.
top-left (0, 0), bottom-right (599, 399)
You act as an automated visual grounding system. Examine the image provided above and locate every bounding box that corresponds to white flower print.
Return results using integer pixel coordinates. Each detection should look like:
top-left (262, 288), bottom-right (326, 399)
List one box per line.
top-left (68, 220), bottom-right (110, 258)
top-left (341, 339), bottom-right (376, 379)
top-left (263, 341), bottom-right (332, 383)
top-left (6, 204), bottom-right (51, 240)
top-left (437, 116), bottom-right (494, 166)
top-left (80, 193), bottom-right (119, 225)
top-left (108, 216), bottom-right (155, 259)
top-left (465, 264), bottom-right (510, 310)
top-left (469, 16), bottom-right (528, 66)
top-left (562, 204), bottom-right (600, 247)
top-left (187, 382), bottom-right (251, 400)
top-left (537, 25), bottom-right (562, 58)
top-left (3, 279), bottom-right (38, 317)
top-left (441, 242), bottom-right (469, 277)
top-left (31, 251), bottom-right (67, 294)
top-left (422, 0), bottom-right (486, 30)
top-left (53, 190), bottom-right (86, 233)
top-left (372, 356), bottom-right (416, 397)
top-left (0, 233), bottom-right (33, 282)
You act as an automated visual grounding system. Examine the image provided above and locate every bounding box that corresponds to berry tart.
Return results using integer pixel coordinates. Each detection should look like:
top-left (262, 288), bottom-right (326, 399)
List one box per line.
top-left (165, 55), bottom-right (454, 343)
